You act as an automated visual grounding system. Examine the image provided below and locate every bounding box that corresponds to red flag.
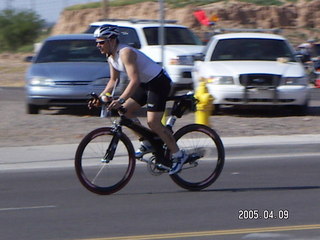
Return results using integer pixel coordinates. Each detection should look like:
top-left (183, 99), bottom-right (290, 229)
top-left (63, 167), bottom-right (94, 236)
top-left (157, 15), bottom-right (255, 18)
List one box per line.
top-left (193, 9), bottom-right (211, 26)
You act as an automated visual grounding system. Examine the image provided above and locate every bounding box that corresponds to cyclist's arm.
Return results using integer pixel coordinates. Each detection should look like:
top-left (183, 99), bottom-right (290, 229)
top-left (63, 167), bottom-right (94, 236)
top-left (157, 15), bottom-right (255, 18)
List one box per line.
top-left (100, 62), bottom-right (120, 97)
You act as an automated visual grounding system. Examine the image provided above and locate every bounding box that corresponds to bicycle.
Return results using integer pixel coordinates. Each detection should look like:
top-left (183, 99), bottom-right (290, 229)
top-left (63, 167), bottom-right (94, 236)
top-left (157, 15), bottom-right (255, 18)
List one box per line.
top-left (75, 92), bottom-right (225, 195)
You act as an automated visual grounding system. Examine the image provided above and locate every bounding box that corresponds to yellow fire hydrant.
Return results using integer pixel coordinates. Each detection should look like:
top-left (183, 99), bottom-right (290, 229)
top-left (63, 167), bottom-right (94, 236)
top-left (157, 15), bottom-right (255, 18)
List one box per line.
top-left (194, 82), bottom-right (214, 126)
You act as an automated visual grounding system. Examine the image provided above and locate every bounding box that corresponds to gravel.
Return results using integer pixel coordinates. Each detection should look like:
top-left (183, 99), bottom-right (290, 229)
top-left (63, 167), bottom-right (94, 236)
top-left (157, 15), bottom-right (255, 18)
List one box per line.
top-left (1, 96), bottom-right (320, 148)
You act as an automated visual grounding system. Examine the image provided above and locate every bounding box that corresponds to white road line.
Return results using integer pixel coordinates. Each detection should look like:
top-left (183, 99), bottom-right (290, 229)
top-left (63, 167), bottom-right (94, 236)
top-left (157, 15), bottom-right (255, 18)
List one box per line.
top-left (0, 205), bottom-right (56, 212)
top-left (227, 152), bottom-right (320, 161)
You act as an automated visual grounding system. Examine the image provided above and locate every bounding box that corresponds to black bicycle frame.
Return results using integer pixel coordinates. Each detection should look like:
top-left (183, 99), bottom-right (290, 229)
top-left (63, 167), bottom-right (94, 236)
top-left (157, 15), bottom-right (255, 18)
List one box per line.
top-left (106, 115), bottom-right (172, 167)
top-left (99, 92), bottom-right (197, 168)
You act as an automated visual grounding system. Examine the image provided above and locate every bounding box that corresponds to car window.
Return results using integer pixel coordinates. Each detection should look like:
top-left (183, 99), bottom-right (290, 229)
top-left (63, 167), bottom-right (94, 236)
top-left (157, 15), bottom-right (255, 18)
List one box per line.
top-left (210, 38), bottom-right (296, 62)
top-left (117, 27), bottom-right (141, 49)
top-left (35, 39), bottom-right (106, 63)
top-left (143, 27), bottom-right (203, 45)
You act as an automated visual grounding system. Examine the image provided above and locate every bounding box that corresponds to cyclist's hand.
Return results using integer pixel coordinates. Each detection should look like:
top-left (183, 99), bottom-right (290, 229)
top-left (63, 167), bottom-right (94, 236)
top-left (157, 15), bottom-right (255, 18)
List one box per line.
top-left (88, 98), bottom-right (101, 109)
top-left (107, 99), bottom-right (123, 111)
top-left (88, 93), bottom-right (113, 109)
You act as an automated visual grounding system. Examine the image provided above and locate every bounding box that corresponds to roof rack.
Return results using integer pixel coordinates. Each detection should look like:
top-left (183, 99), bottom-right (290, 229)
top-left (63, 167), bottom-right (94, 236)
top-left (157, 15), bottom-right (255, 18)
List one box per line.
top-left (97, 18), bottom-right (178, 24)
top-left (214, 28), bottom-right (282, 34)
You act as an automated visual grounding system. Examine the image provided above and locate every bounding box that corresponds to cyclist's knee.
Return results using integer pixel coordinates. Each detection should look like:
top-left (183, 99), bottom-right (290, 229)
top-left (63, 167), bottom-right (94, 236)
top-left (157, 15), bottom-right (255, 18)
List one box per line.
top-left (146, 119), bottom-right (156, 129)
top-left (147, 119), bottom-right (162, 131)
top-left (146, 111), bottom-right (165, 132)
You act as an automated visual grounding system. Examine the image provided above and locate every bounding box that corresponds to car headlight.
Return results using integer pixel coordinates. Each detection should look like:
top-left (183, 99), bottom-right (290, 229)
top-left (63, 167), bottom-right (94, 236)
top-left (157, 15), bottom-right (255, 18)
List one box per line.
top-left (91, 78), bottom-right (109, 86)
top-left (283, 77), bottom-right (307, 86)
top-left (29, 76), bottom-right (55, 86)
top-left (204, 76), bottom-right (234, 85)
top-left (169, 55), bottom-right (194, 65)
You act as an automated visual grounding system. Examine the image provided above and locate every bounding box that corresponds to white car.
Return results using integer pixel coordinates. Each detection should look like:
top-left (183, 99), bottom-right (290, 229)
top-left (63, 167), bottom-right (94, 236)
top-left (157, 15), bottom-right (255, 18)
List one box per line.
top-left (85, 19), bottom-right (205, 93)
top-left (193, 32), bottom-right (310, 113)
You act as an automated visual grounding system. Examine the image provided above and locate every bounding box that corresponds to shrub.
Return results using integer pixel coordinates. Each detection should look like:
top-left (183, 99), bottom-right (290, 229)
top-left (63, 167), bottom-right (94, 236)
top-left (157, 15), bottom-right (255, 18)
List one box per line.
top-left (0, 9), bottom-right (45, 52)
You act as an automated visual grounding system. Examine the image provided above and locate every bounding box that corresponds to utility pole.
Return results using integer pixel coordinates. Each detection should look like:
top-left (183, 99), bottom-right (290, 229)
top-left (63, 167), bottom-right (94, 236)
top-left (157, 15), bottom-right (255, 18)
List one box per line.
top-left (102, 0), bottom-right (109, 19)
top-left (159, 0), bottom-right (165, 67)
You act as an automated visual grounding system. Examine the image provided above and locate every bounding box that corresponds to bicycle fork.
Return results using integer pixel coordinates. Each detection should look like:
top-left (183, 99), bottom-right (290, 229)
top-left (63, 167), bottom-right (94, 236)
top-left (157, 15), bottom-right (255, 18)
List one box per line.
top-left (101, 130), bottom-right (121, 163)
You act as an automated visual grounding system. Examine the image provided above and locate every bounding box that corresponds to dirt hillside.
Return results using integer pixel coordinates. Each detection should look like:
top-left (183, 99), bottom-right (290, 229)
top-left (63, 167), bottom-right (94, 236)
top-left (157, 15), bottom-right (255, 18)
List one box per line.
top-left (51, 0), bottom-right (320, 45)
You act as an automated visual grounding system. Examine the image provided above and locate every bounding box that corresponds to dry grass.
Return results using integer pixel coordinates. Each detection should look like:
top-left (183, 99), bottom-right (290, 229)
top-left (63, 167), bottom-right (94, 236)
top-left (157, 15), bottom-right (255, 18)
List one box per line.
top-left (0, 53), bottom-right (31, 87)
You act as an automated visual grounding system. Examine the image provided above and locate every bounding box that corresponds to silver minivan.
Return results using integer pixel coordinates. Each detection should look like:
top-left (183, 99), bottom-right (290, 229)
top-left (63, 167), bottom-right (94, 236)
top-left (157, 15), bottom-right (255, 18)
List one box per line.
top-left (25, 34), bottom-right (127, 114)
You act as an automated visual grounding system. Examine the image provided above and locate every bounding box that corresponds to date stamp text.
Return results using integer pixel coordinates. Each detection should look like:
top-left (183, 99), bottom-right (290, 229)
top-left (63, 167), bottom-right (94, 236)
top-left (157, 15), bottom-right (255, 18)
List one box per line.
top-left (238, 209), bottom-right (289, 220)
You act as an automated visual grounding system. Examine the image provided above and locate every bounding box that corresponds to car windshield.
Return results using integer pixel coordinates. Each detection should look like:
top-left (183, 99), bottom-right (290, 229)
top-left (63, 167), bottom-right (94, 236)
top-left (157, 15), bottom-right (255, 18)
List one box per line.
top-left (35, 39), bottom-right (106, 63)
top-left (210, 38), bottom-right (296, 62)
top-left (143, 27), bottom-right (203, 45)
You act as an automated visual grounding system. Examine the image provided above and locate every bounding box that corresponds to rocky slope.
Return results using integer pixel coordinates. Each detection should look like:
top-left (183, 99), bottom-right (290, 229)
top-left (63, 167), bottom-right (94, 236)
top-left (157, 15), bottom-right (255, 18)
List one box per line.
top-left (51, 0), bottom-right (320, 45)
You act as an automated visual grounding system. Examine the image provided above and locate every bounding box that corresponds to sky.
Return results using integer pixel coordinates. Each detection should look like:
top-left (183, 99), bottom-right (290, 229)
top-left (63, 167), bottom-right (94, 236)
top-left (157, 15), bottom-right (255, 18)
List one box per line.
top-left (0, 0), bottom-right (97, 23)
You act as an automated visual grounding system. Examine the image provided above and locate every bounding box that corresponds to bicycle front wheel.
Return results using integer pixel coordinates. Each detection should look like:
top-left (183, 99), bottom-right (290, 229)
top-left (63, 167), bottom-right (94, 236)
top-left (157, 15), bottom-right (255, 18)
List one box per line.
top-left (170, 124), bottom-right (225, 191)
top-left (75, 127), bottom-right (135, 195)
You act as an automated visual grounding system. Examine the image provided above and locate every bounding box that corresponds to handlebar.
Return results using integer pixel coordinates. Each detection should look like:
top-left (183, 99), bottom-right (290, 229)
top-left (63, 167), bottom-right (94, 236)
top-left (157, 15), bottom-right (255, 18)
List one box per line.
top-left (89, 92), bottom-right (126, 116)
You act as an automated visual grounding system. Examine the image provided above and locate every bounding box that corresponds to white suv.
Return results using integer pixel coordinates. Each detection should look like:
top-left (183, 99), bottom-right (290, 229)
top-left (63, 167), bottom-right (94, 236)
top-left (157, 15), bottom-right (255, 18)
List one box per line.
top-left (193, 32), bottom-right (310, 113)
top-left (85, 19), bottom-right (204, 93)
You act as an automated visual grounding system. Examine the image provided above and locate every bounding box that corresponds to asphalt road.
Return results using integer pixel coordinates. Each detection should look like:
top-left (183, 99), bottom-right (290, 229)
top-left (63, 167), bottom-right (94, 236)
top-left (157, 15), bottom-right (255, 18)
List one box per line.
top-left (1, 87), bottom-right (319, 240)
top-left (1, 150), bottom-right (320, 240)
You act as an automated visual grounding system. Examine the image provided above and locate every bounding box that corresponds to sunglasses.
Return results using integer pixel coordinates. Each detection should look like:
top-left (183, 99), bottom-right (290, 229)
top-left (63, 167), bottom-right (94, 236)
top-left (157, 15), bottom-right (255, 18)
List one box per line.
top-left (96, 40), bottom-right (106, 45)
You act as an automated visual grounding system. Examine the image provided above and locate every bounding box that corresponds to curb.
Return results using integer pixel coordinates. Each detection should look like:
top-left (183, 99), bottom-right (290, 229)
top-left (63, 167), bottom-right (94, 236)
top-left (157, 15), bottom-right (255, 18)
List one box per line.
top-left (0, 134), bottom-right (319, 171)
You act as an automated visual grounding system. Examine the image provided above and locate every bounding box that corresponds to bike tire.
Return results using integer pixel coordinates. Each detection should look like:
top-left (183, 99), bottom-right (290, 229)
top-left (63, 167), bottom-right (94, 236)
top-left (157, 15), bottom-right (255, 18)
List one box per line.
top-left (75, 127), bottom-right (136, 195)
top-left (170, 124), bottom-right (225, 191)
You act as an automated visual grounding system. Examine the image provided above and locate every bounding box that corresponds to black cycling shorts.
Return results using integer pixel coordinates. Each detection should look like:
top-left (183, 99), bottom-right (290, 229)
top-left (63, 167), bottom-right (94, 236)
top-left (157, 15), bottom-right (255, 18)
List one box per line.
top-left (131, 70), bottom-right (172, 112)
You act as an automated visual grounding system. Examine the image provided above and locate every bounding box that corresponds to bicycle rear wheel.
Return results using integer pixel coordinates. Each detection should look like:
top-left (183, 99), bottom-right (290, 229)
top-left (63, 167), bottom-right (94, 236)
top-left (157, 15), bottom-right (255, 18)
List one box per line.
top-left (75, 127), bottom-right (135, 195)
top-left (170, 124), bottom-right (225, 191)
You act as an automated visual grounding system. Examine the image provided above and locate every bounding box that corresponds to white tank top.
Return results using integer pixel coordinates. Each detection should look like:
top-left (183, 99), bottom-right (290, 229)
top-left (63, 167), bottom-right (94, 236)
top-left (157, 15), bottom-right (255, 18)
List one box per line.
top-left (108, 44), bottom-right (162, 83)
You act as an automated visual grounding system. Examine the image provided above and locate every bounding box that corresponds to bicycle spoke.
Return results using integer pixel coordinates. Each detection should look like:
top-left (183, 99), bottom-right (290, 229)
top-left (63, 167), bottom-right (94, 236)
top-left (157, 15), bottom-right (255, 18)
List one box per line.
top-left (92, 163), bottom-right (108, 184)
top-left (170, 124), bottom-right (224, 191)
top-left (75, 127), bottom-right (135, 195)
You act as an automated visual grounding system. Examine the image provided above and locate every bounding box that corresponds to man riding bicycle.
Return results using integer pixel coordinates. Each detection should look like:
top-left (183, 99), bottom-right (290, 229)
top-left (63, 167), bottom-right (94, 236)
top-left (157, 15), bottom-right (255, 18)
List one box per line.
top-left (89, 24), bottom-right (188, 175)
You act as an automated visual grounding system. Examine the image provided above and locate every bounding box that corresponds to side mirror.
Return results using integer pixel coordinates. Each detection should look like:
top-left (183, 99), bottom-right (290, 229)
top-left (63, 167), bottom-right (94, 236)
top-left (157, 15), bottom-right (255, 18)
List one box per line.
top-left (193, 53), bottom-right (205, 61)
top-left (24, 56), bottom-right (34, 62)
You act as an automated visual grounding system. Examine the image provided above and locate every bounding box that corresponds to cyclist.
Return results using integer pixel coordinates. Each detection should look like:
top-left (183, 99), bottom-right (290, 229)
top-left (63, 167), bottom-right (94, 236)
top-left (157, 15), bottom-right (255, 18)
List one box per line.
top-left (89, 24), bottom-right (187, 174)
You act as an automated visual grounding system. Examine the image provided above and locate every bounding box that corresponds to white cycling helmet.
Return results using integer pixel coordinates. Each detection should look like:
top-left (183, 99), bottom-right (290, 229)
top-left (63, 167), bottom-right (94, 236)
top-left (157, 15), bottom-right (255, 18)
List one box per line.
top-left (94, 25), bottom-right (120, 39)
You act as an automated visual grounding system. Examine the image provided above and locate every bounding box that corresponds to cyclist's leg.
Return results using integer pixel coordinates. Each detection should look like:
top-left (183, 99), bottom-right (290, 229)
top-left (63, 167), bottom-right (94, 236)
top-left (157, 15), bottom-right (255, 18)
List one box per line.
top-left (123, 98), bottom-right (142, 120)
top-left (123, 86), bottom-right (154, 157)
top-left (123, 83), bottom-right (146, 123)
top-left (146, 111), bottom-right (179, 154)
top-left (145, 71), bottom-right (179, 154)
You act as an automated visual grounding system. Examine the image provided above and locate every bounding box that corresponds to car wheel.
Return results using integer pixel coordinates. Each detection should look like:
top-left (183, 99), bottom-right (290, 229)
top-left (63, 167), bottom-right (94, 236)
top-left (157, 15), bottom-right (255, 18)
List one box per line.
top-left (27, 104), bottom-right (40, 114)
top-left (212, 104), bottom-right (220, 115)
top-left (290, 101), bottom-right (309, 116)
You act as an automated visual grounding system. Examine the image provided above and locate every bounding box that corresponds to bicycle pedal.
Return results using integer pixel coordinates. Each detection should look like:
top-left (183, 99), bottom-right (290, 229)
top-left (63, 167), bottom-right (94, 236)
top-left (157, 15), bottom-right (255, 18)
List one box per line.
top-left (155, 164), bottom-right (171, 172)
top-left (137, 157), bottom-right (149, 163)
